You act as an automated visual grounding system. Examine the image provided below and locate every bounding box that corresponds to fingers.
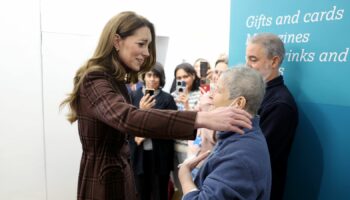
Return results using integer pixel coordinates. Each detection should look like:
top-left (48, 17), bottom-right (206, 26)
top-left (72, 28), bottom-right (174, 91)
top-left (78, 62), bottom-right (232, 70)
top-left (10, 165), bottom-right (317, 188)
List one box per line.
top-left (207, 107), bottom-right (253, 132)
top-left (231, 107), bottom-right (252, 119)
top-left (189, 150), bottom-right (211, 168)
top-left (220, 107), bottom-right (252, 131)
top-left (179, 93), bottom-right (188, 99)
top-left (200, 92), bottom-right (212, 100)
top-left (195, 150), bottom-right (211, 162)
top-left (200, 94), bottom-right (213, 105)
top-left (199, 93), bottom-right (213, 106)
top-left (230, 109), bottom-right (252, 127)
top-left (141, 100), bottom-right (155, 109)
top-left (177, 94), bottom-right (188, 104)
top-left (196, 107), bottom-right (253, 133)
top-left (140, 94), bottom-right (155, 109)
top-left (228, 125), bottom-right (245, 135)
top-left (179, 150), bottom-right (211, 169)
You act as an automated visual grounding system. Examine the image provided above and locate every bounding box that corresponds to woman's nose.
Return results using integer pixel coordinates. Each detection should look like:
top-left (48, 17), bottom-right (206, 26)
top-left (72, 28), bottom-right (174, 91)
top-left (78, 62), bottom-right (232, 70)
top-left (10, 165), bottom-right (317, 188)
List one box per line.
top-left (143, 47), bottom-right (150, 57)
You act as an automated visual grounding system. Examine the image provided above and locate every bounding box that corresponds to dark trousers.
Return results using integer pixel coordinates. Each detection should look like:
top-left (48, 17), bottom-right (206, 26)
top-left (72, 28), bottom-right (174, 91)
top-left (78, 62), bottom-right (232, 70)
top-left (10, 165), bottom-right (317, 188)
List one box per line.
top-left (135, 150), bottom-right (170, 200)
top-left (270, 165), bottom-right (287, 200)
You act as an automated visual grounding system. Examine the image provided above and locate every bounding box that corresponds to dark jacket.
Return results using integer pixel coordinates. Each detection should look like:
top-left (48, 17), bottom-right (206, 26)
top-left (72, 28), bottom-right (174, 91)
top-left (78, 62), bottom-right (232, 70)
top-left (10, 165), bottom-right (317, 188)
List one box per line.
top-left (76, 71), bottom-right (196, 200)
top-left (129, 88), bottom-right (177, 175)
top-left (184, 117), bottom-right (271, 200)
top-left (258, 75), bottom-right (298, 200)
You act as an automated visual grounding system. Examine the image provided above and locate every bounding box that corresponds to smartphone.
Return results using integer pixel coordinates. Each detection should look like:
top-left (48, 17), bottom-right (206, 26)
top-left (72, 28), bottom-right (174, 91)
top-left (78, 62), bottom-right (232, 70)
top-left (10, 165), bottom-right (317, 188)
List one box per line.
top-left (145, 89), bottom-right (154, 96)
top-left (199, 61), bottom-right (210, 92)
top-left (200, 61), bottom-right (209, 78)
top-left (176, 80), bottom-right (186, 93)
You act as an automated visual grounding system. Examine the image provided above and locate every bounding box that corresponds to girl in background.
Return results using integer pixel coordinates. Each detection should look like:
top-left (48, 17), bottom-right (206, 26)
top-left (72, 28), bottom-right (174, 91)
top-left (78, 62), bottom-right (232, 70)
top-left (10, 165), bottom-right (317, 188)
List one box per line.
top-left (170, 62), bottom-right (201, 199)
top-left (129, 62), bottom-right (177, 200)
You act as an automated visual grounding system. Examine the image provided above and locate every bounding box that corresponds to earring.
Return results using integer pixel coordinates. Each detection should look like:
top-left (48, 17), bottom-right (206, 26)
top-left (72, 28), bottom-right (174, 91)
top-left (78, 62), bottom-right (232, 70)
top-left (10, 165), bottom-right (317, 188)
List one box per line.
top-left (115, 47), bottom-right (119, 52)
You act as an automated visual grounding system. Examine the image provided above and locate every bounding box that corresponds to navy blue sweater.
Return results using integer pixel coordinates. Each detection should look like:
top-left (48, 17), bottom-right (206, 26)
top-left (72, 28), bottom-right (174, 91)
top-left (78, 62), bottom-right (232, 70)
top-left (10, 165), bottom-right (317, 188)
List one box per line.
top-left (184, 117), bottom-right (271, 200)
top-left (258, 75), bottom-right (298, 200)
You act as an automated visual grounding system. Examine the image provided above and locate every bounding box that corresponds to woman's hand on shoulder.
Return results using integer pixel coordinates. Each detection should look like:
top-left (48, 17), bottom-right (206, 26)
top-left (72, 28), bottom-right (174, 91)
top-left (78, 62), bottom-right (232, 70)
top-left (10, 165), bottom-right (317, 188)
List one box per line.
top-left (195, 107), bottom-right (252, 134)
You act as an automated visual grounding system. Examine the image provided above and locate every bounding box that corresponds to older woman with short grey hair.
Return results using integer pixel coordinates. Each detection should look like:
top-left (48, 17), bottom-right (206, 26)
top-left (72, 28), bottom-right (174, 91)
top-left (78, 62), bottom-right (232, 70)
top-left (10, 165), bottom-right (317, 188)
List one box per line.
top-left (179, 65), bottom-right (272, 200)
top-left (220, 64), bottom-right (265, 115)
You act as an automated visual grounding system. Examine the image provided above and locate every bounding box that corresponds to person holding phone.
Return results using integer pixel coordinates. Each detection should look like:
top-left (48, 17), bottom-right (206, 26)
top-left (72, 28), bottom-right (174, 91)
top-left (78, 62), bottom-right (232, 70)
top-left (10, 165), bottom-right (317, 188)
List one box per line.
top-left (129, 62), bottom-right (177, 200)
top-left (171, 62), bottom-right (201, 111)
top-left (211, 54), bottom-right (229, 86)
top-left (193, 58), bottom-right (211, 80)
top-left (199, 61), bottom-right (211, 93)
top-left (60, 11), bottom-right (253, 200)
top-left (170, 62), bottom-right (201, 198)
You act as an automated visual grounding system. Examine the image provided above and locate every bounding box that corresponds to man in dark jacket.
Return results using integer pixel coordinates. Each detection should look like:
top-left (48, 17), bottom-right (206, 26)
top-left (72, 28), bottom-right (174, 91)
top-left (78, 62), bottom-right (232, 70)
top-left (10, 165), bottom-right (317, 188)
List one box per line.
top-left (246, 33), bottom-right (299, 200)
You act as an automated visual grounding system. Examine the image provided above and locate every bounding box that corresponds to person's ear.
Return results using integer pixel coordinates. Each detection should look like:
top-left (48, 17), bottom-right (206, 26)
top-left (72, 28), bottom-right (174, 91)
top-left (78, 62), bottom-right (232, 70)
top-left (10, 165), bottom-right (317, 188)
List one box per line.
top-left (230, 96), bottom-right (246, 109)
top-left (271, 56), bottom-right (281, 69)
top-left (113, 34), bottom-right (122, 51)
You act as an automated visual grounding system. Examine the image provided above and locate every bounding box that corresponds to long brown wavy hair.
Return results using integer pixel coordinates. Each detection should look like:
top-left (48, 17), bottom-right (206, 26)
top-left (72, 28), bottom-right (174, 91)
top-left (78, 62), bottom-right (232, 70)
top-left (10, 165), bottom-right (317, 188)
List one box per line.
top-left (60, 11), bottom-right (156, 123)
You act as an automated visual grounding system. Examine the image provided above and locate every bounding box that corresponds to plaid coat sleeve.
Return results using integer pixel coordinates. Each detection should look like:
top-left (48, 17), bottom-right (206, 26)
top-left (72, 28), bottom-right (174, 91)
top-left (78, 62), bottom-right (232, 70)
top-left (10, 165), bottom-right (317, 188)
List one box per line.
top-left (81, 71), bottom-right (197, 140)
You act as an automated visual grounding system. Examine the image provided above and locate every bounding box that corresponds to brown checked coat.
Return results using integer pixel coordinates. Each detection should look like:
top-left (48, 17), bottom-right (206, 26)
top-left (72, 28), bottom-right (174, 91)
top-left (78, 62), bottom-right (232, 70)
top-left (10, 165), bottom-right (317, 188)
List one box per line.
top-left (76, 71), bottom-right (197, 200)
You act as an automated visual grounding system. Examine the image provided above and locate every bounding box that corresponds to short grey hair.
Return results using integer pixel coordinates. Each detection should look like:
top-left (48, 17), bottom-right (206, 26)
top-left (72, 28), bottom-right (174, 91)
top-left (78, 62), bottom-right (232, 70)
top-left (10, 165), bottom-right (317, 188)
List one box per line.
top-left (220, 64), bottom-right (265, 115)
top-left (248, 33), bottom-right (285, 66)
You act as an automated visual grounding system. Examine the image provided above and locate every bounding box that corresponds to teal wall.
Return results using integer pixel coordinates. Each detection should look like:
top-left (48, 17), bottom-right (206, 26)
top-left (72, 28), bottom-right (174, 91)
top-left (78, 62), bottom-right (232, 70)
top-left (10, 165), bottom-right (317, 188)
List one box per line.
top-left (229, 0), bottom-right (350, 199)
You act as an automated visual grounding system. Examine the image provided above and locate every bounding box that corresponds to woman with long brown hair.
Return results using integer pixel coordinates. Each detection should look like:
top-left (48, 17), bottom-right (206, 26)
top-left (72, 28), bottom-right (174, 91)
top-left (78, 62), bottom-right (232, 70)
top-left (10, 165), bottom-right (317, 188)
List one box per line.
top-left (60, 11), bottom-right (252, 200)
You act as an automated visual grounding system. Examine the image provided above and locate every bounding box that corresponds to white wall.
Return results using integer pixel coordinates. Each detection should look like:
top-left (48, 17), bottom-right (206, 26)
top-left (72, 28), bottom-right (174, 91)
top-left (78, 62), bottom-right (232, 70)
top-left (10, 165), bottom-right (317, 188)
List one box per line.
top-left (0, 0), bottom-right (47, 199)
top-left (0, 0), bottom-right (230, 199)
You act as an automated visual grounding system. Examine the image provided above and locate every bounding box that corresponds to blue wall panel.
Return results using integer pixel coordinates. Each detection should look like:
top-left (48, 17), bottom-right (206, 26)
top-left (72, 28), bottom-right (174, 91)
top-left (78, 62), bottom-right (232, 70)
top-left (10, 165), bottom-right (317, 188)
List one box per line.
top-left (229, 0), bottom-right (350, 199)
top-left (285, 103), bottom-right (350, 199)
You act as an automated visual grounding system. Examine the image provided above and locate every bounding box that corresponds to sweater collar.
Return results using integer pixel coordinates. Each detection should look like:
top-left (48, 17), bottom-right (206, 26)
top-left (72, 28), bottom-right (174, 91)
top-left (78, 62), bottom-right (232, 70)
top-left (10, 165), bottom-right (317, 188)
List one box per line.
top-left (217, 116), bottom-right (260, 140)
top-left (266, 75), bottom-right (284, 89)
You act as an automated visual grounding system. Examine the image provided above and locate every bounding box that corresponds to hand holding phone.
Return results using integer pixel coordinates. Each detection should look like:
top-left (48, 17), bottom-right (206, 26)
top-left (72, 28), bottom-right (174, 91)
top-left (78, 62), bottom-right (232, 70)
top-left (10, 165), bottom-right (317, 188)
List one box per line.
top-left (140, 89), bottom-right (155, 109)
